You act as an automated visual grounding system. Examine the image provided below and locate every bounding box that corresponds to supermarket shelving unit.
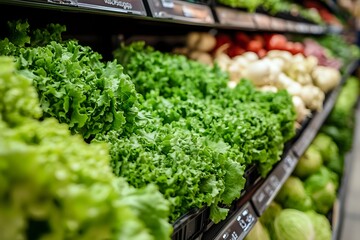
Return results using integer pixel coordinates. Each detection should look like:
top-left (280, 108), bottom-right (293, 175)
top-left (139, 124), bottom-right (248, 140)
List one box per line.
top-left (0, 1), bottom-right (357, 239)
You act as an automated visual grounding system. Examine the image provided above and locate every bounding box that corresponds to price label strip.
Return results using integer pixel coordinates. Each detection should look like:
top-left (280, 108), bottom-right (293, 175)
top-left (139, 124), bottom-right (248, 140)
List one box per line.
top-left (252, 152), bottom-right (297, 215)
top-left (295, 23), bottom-right (310, 33)
top-left (215, 7), bottom-right (256, 29)
top-left (253, 14), bottom-right (272, 30)
top-left (48, 0), bottom-right (78, 5)
top-left (285, 21), bottom-right (297, 32)
top-left (309, 24), bottom-right (325, 34)
top-left (270, 17), bottom-right (286, 31)
top-left (147, 0), bottom-right (214, 23)
top-left (213, 202), bottom-right (257, 240)
top-left (77, 0), bottom-right (147, 16)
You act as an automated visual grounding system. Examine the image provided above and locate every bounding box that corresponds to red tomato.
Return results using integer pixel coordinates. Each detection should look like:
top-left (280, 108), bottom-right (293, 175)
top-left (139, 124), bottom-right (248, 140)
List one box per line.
top-left (228, 45), bottom-right (245, 58)
top-left (235, 32), bottom-right (251, 46)
top-left (292, 42), bottom-right (305, 55)
top-left (257, 49), bottom-right (267, 58)
top-left (253, 34), bottom-right (265, 47)
top-left (246, 40), bottom-right (263, 52)
top-left (284, 42), bottom-right (295, 54)
top-left (215, 34), bottom-right (232, 49)
top-left (266, 34), bottom-right (287, 50)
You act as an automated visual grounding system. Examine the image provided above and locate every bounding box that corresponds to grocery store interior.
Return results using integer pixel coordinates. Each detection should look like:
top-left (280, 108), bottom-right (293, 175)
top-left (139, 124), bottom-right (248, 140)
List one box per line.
top-left (1, 0), bottom-right (360, 240)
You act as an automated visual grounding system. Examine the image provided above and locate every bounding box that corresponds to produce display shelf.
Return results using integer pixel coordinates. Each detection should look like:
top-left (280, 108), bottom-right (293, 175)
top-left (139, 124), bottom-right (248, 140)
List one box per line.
top-left (171, 59), bottom-right (359, 240)
top-left (0, 0), bottom-right (330, 34)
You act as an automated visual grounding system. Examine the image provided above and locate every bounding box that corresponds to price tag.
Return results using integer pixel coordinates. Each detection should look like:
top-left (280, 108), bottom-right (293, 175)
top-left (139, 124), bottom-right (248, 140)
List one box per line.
top-left (215, 7), bottom-right (256, 29)
top-left (161, 0), bottom-right (174, 8)
top-left (77, 0), bottom-right (147, 15)
top-left (285, 21), bottom-right (296, 32)
top-left (282, 154), bottom-right (298, 174)
top-left (252, 152), bottom-right (297, 215)
top-left (295, 23), bottom-right (309, 33)
top-left (214, 202), bottom-right (257, 240)
top-left (309, 25), bottom-right (323, 34)
top-left (328, 25), bottom-right (344, 34)
top-left (253, 14), bottom-right (272, 30)
top-left (147, 0), bottom-right (214, 23)
top-left (48, 0), bottom-right (77, 5)
top-left (270, 17), bottom-right (286, 31)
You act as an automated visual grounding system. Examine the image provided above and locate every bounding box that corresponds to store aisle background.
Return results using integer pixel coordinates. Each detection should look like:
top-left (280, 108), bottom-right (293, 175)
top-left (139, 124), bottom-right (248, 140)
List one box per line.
top-left (340, 105), bottom-right (360, 240)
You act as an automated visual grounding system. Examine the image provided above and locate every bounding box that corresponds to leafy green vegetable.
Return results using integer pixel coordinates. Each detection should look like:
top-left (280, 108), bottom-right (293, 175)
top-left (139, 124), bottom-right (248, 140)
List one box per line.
top-left (0, 56), bottom-right (172, 240)
top-left (312, 133), bottom-right (339, 164)
top-left (94, 125), bottom-right (245, 223)
top-left (275, 176), bottom-right (312, 211)
top-left (322, 76), bottom-right (360, 154)
top-left (306, 211), bottom-right (332, 240)
top-left (0, 23), bottom-right (139, 141)
top-left (114, 41), bottom-right (228, 100)
top-left (327, 77), bottom-right (359, 129)
top-left (274, 209), bottom-right (315, 240)
top-left (115, 42), bottom-right (296, 178)
top-left (0, 57), bottom-right (42, 125)
top-left (317, 36), bottom-right (360, 70)
top-left (216, 0), bottom-right (262, 11)
top-left (312, 133), bottom-right (343, 175)
top-left (1, 20), bottom-right (296, 224)
top-left (112, 42), bottom-right (295, 221)
top-left (304, 167), bottom-right (338, 215)
top-left (293, 145), bottom-right (323, 179)
top-left (215, 0), bottom-right (322, 23)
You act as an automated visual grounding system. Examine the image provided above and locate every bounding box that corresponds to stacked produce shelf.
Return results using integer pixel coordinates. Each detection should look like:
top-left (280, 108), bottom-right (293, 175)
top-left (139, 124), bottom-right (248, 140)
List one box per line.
top-left (0, 1), bottom-right (358, 240)
top-left (0, 0), bottom-right (332, 34)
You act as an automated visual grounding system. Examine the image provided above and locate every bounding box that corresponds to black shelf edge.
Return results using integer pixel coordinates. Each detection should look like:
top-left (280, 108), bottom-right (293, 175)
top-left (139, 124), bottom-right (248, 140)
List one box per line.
top-left (251, 152), bottom-right (297, 216)
top-left (0, 0), bottom-right (330, 34)
top-left (202, 202), bottom-right (258, 240)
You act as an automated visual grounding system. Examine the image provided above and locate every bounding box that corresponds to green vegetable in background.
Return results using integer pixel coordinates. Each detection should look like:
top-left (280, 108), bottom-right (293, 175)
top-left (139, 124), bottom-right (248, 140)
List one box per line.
top-left (259, 201), bottom-right (282, 239)
top-left (317, 36), bottom-right (360, 69)
top-left (312, 133), bottom-right (343, 175)
top-left (215, 0), bottom-right (322, 24)
top-left (293, 145), bottom-right (323, 179)
top-left (305, 167), bottom-right (338, 215)
top-left (322, 76), bottom-right (359, 154)
top-left (274, 209), bottom-right (315, 240)
top-left (244, 221), bottom-right (270, 240)
top-left (327, 76), bottom-right (359, 129)
top-left (312, 133), bottom-right (339, 164)
top-left (0, 56), bottom-right (172, 240)
top-left (306, 211), bottom-right (332, 240)
top-left (275, 176), bottom-right (312, 211)
top-left (216, 0), bottom-right (262, 11)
